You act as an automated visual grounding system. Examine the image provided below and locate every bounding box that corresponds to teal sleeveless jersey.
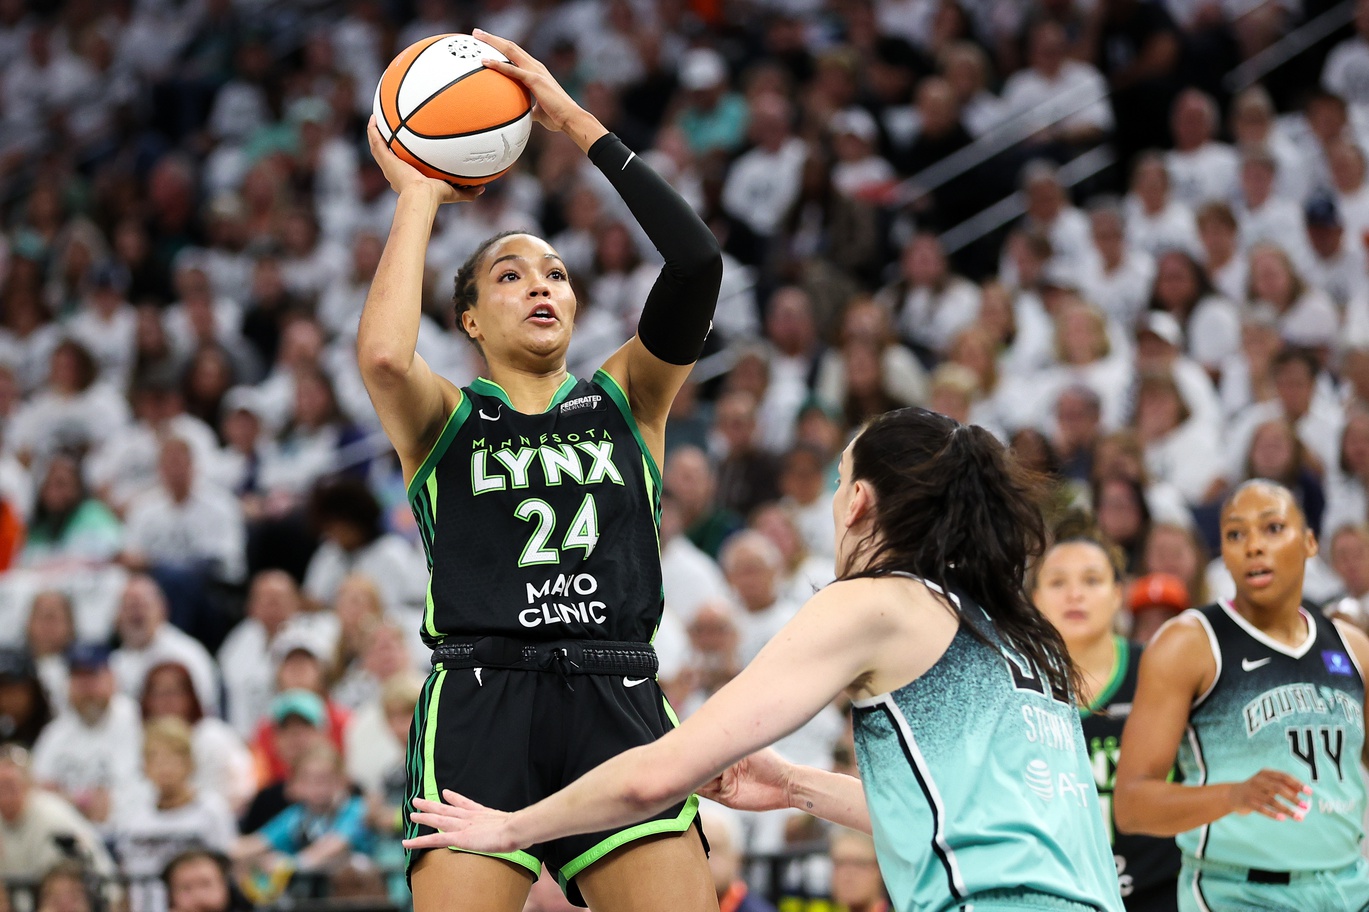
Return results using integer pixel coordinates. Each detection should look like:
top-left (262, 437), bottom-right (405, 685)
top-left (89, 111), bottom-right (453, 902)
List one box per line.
top-left (1176, 602), bottom-right (1366, 870)
top-left (851, 581), bottom-right (1123, 912)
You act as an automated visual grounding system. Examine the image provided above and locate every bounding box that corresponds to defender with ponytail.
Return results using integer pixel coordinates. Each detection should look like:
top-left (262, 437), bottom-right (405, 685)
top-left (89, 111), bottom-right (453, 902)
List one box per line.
top-left (406, 408), bottom-right (1124, 912)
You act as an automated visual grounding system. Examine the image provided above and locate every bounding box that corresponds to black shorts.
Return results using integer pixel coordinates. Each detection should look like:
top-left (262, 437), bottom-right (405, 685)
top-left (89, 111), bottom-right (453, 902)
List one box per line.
top-left (1125, 878), bottom-right (1179, 912)
top-left (404, 662), bottom-right (701, 905)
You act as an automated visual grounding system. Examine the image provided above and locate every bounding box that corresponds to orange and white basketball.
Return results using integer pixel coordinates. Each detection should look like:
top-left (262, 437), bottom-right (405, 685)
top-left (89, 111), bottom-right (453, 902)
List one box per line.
top-left (373, 33), bottom-right (533, 186)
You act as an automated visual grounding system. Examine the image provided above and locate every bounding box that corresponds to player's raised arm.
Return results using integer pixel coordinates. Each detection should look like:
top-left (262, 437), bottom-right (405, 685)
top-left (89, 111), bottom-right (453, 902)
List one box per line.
top-left (356, 117), bottom-right (476, 475)
top-left (1114, 616), bottom-right (1307, 835)
top-left (478, 30), bottom-right (722, 462)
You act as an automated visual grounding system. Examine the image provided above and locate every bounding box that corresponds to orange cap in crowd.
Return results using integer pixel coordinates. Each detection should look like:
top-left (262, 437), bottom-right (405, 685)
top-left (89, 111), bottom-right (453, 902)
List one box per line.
top-left (1128, 573), bottom-right (1190, 615)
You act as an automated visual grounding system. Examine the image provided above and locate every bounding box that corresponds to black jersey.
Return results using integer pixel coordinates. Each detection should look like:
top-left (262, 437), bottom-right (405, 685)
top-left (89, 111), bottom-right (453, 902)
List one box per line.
top-left (406, 371), bottom-right (663, 647)
top-left (1082, 637), bottom-right (1180, 903)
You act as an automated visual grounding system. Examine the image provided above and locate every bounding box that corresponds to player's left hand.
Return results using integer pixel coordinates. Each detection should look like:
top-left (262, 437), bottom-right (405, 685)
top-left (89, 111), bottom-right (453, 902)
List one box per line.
top-left (474, 29), bottom-right (580, 135)
top-left (403, 790), bottom-right (524, 854)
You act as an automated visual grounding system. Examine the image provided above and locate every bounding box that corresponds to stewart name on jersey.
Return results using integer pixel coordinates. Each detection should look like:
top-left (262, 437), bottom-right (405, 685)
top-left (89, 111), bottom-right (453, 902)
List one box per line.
top-left (405, 371), bottom-right (664, 646)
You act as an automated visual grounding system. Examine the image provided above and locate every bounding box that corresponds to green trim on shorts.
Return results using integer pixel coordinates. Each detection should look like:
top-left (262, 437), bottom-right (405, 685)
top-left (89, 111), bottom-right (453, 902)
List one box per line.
top-left (446, 846), bottom-right (542, 877)
top-left (555, 793), bottom-right (701, 889)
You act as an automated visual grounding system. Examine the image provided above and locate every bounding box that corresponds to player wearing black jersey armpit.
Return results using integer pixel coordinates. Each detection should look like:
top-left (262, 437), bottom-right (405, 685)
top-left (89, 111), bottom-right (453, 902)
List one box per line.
top-left (357, 29), bottom-right (722, 912)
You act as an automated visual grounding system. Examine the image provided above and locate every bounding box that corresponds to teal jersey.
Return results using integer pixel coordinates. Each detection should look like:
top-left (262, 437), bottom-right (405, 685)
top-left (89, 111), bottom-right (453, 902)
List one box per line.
top-left (851, 579), bottom-right (1123, 912)
top-left (1176, 602), bottom-right (1366, 871)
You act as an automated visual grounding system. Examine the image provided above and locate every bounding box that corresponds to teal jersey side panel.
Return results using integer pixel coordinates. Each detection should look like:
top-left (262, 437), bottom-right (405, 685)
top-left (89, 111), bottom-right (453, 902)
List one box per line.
top-left (852, 591), bottom-right (1122, 912)
top-left (1175, 603), bottom-right (1366, 870)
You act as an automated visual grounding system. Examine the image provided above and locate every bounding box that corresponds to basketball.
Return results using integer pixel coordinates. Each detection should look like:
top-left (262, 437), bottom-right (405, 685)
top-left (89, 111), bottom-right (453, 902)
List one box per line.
top-left (373, 33), bottom-right (533, 187)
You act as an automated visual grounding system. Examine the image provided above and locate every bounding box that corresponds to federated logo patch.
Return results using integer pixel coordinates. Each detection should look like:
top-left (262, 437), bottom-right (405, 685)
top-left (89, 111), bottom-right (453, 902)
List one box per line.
top-left (1322, 651), bottom-right (1354, 676)
top-left (560, 395), bottom-right (602, 414)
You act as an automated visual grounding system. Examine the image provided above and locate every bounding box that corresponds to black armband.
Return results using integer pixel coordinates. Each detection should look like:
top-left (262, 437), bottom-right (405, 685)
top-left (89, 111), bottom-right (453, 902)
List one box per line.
top-left (588, 132), bottom-right (722, 365)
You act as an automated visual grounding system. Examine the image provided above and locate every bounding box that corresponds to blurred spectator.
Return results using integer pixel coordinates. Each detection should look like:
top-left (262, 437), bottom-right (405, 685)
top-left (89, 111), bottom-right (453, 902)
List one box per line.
top-left (1302, 195), bottom-right (1366, 310)
top-left (25, 592), bottom-right (74, 713)
top-left (673, 48), bottom-right (748, 158)
top-left (1082, 200), bottom-right (1155, 329)
top-left (1133, 371), bottom-right (1223, 505)
top-left (1225, 347), bottom-right (1342, 486)
top-left (251, 637), bottom-right (350, 787)
top-left (1165, 89), bottom-right (1238, 207)
top-left (1053, 385), bottom-right (1103, 484)
top-left (30, 644), bottom-right (142, 830)
top-left (344, 670), bottom-right (419, 872)
top-left (705, 811), bottom-right (778, 912)
top-left (35, 861), bottom-right (97, 912)
top-left (668, 600), bottom-right (742, 716)
top-left (750, 502), bottom-right (833, 606)
top-left (1124, 153), bottom-right (1199, 258)
top-left (664, 447), bottom-right (743, 560)
top-left (1234, 147), bottom-right (1310, 268)
top-left (115, 718), bottom-right (236, 912)
top-left (87, 374), bottom-right (220, 513)
top-left (1140, 522), bottom-right (1211, 608)
top-left (720, 531), bottom-right (799, 665)
top-left (1240, 418), bottom-right (1326, 536)
top-left (1001, 21), bottom-right (1112, 151)
top-left (777, 443), bottom-right (838, 560)
top-left (119, 438), bottom-right (247, 633)
top-left (1196, 201), bottom-right (1247, 305)
top-left (7, 340), bottom-right (130, 465)
top-left (0, 745), bottom-right (116, 884)
top-left (0, 648), bottom-right (52, 750)
top-left (110, 576), bottom-right (220, 718)
top-left (827, 828), bottom-right (890, 912)
top-left (711, 392), bottom-right (782, 518)
top-left (659, 493), bottom-right (732, 625)
top-left (1127, 572), bottom-right (1190, 644)
top-left (1247, 243), bottom-right (1339, 353)
top-left (239, 690), bottom-right (330, 836)
top-left (232, 744), bottom-right (373, 891)
top-left (164, 850), bottom-right (252, 912)
top-left (219, 572), bottom-right (307, 738)
top-left (139, 662), bottom-right (254, 815)
top-left (1147, 249), bottom-right (1241, 374)
top-left (876, 232), bottom-right (974, 366)
top-left (328, 622), bottom-right (412, 712)
top-left (721, 93), bottom-right (807, 252)
top-left (1092, 475), bottom-right (1152, 574)
top-left (302, 476), bottom-right (426, 618)
top-left (759, 287), bottom-right (824, 452)
top-left (1326, 524), bottom-right (1369, 631)
top-left (20, 452), bottom-right (122, 570)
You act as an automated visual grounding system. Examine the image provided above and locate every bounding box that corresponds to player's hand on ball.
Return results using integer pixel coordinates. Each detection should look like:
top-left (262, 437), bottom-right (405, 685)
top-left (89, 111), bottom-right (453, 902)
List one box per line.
top-left (403, 790), bottom-right (522, 854)
top-left (474, 29), bottom-right (581, 134)
top-left (1228, 769), bottom-right (1311, 821)
top-left (366, 117), bottom-right (483, 203)
top-left (698, 749), bottom-right (795, 813)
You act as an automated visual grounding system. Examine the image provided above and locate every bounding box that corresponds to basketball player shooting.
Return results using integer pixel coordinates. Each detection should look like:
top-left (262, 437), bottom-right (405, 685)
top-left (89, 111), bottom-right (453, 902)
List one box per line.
top-left (358, 29), bottom-right (723, 912)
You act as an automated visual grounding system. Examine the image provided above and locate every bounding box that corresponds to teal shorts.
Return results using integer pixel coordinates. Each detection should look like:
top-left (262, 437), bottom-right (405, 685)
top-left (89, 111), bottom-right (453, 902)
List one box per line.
top-left (1178, 856), bottom-right (1369, 912)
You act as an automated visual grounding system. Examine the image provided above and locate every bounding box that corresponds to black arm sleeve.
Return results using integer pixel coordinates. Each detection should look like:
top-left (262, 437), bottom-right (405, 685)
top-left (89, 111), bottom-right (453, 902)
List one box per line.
top-left (587, 132), bottom-right (722, 365)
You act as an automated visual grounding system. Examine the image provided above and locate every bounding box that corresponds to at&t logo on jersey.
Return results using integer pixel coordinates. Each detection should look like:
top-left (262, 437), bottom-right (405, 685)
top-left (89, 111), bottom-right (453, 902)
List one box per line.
top-left (1022, 758), bottom-right (1091, 807)
top-left (1024, 760), bottom-right (1054, 800)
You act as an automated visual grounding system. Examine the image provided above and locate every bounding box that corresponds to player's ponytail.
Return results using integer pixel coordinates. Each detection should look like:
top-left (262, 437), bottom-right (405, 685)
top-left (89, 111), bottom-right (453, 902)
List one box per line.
top-left (844, 408), bottom-right (1081, 703)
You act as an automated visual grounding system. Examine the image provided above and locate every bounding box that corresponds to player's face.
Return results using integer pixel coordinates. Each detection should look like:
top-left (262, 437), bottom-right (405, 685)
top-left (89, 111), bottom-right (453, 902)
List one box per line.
top-left (1033, 542), bottom-right (1121, 649)
top-left (464, 234), bottom-right (576, 367)
top-left (1220, 485), bottom-right (1317, 612)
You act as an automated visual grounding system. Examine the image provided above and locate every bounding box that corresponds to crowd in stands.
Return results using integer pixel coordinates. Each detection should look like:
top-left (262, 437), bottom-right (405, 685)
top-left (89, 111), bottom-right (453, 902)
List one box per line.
top-left (0, 0), bottom-right (1365, 909)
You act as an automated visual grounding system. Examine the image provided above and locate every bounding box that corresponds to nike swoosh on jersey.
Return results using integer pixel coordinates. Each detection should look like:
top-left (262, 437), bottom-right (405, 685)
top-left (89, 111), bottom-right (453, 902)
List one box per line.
top-left (1242, 657), bottom-right (1273, 671)
top-left (623, 677), bottom-right (649, 687)
top-left (479, 405), bottom-right (501, 421)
